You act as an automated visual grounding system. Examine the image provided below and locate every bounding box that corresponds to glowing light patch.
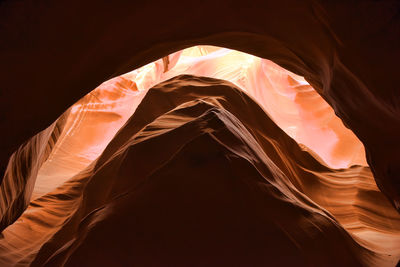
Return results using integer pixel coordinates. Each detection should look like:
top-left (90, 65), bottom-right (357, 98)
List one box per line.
top-left (32, 45), bottom-right (366, 200)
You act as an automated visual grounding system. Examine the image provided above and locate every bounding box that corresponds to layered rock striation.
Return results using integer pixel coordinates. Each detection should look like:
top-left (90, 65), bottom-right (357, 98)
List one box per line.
top-left (0, 76), bottom-right (398, 266)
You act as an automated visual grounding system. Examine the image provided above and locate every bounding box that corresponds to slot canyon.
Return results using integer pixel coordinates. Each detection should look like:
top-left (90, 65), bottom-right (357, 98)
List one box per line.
top-left (0, 1), bottom-right (399, 266)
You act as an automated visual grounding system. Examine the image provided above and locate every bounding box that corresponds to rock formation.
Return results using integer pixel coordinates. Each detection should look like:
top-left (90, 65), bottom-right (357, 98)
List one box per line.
top-left (1, 0), bottom-right (400, 266)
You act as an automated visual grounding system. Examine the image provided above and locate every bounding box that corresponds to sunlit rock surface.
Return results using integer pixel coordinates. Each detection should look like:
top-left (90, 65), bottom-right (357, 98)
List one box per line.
top-left (0, 75), bottom-right (398, 266)
top-left (33, 46), bottom-right (366, 201)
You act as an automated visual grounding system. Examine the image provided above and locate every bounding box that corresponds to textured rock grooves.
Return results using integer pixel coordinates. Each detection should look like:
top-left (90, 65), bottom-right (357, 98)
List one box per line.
top-left (1, 1), bottom-right (400, 213)
top-left (0, 75), bottom-right (398, 266)
top-left (0, 112), bottom-right (68, 231)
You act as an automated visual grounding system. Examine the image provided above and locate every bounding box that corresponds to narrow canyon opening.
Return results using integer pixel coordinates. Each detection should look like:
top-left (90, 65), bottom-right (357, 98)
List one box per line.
top-left (2, 1), bottom-right (400, 265)
top-left (1, 45), bottom-right (399, 267)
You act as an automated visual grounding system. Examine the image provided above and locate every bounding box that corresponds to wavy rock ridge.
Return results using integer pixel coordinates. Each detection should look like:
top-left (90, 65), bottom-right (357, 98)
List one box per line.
top-left (0, 75), bottom-right (398, 266)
